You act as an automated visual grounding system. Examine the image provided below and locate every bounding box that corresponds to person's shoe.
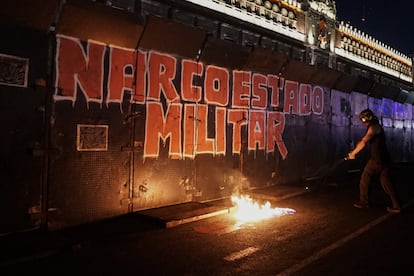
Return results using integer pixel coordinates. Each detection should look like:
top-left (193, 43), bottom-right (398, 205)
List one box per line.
top-left (386, 207), bottom-right (401, 213)
top-left (353, 202), bottom-right (369, 209)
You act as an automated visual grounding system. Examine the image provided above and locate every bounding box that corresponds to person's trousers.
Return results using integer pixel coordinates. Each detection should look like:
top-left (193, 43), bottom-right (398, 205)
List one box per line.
top-left (359, 159), bottom-right (398, 206)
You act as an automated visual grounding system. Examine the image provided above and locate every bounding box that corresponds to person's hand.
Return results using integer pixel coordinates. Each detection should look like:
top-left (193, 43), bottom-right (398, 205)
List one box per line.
top-left (346, 152), bottom-right (355, 160)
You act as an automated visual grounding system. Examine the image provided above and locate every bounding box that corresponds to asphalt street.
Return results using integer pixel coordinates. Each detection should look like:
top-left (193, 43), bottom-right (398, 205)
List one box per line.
top-left (1, 163), bottom-right (413, 276)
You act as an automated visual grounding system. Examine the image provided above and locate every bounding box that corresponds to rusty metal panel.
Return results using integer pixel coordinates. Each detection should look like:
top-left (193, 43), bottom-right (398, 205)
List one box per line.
top-left (394, 102), bottom-right (405, 121)
top-left (244, 47), bottom-right (288, 75)
top-left (400, 128), bottom-right (412, 162)
top-left (199, 37), bottom-right (250, 69)
top-left (195, 15), bottom-right (219, 38)
top-left (260, 36), bottom-right (277, 49)
top-left (0, 26), bottom-right (50, 84)
top-left (0, 86), bottom-right (45, 234)
top-left (381, 98), bottom-right (394, 128)
top-left (310, 86), bottom-right (331, 125)
top-left (369, 82), bottom-right (388, 98)
top-left (394, 89), bottom-right (409, 103)
top-left (412, 105), bottom-right (414, 129)
top-left (133, 157), bottom-right (196, 209)
top-left (241, 30), bottom-right (260, 48)
top-left (393, 102), bottom-right (404, 129)
top-left (0, 25), bottom-right (50, 234)
top-left (220, 23), bottom-right (240, 42)
top-left (403, 103), bottom-right (413, 129)
top-left (277, 125), bottom-right (308, 184)
top-left (131, 102), bottom-right (199, 207)
top-left (330, 90), bottom-right (350, 127)
top-left (171, 8), bottom-right (196, 25)
top-left (349, 92), bottom-right (368, 126)
top-left (48, 99), bottom-right (131, 230)
top-left (106, 0), bottom-right (135, 12)
top-left (369, 82), bottom-right (400, 100)
top-left (331, 125), bottom-right (352, 160)
top-left (303, 124), bottom-right (332, 176)
top-left (276, 122), bottom-right (333, 184)
top-left (383, 84), bottom-right (402, 99)
top-left (242, 152), bottom-right (279, 188)
top-left (195, 155), bottom-right (243, 201)
top-left (139, 15), bottom-right (206, 59)
top-left (133, 148), bottom-right (243, 206)
top-left (310, 65), bottom-right (342, 88)
top-left (405, 91), bottom-right (414, 104)
top-left (368, 96), bottom-right (382, 117)
top-left (281, 59), bottom-right (315, 84)
top-left (141, 0), bottom-right (170, 18)
top-left (388, 128), bottom-right (405, 162)
top-left (0, 0), bottom-right (58, 32)
top-left (353, 76), bottom-right (374, 95)
top-left (333, 73), bottom-right (358, 93)
top-left (56, 0), bottom-right (143, 49)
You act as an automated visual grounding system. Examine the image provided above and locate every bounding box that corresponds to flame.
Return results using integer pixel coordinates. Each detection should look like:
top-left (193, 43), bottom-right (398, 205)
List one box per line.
top-left (231, 194), bottom-right (296, 223)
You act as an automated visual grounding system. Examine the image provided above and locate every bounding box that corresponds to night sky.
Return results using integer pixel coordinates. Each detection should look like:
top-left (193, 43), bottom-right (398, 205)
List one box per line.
top-left (335, 0), bottom-right (414, 55)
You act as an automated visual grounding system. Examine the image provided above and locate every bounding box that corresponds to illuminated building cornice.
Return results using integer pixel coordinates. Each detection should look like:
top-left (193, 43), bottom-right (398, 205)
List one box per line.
top-left (336, 22), bottom-right (412, 83)
top-left (337, 22), bottom-right (411, 65)
top-left (183, 0), bottom-right (306, 42)
top-left (335, 48), bottom-right (412, 83)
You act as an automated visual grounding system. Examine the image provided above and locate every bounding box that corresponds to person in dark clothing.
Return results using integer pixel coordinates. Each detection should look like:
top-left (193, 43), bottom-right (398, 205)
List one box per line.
top-left (346, 109), bottom-right (401, 213)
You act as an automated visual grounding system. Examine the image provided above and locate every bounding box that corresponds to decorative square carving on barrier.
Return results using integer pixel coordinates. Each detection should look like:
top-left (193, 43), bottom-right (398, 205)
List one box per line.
top-left (76, 124), bottom-right (108, 151)
top-left (0, 53), bottom-right (29, 87)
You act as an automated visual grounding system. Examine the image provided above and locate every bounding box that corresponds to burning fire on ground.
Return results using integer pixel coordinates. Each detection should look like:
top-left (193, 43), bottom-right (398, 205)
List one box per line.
top-left (231, 194), bottom-right (296, 223)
